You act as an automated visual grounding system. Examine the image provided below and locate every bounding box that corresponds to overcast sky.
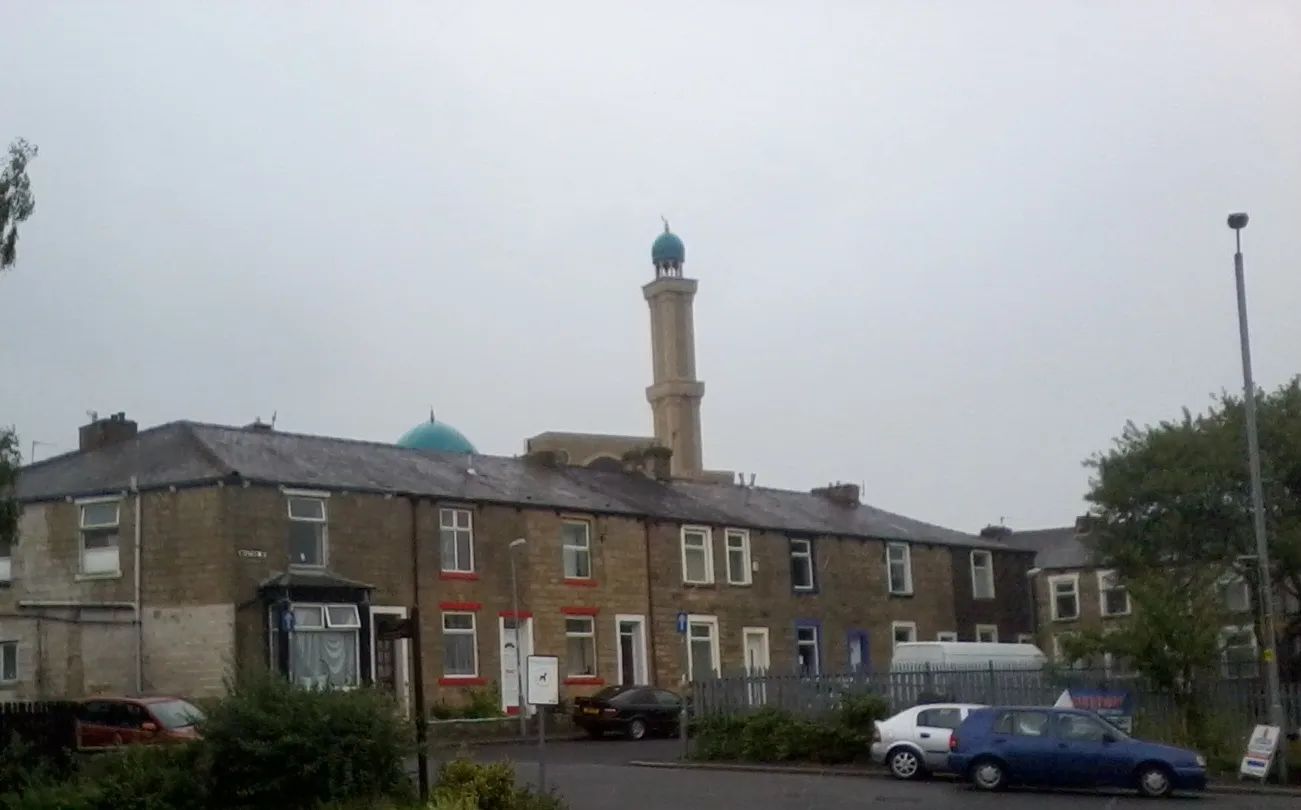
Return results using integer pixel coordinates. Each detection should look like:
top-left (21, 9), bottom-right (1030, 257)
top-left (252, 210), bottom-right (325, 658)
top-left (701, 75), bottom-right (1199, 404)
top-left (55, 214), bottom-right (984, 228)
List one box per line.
top-left (1, 1), bottom-right (1298, 533)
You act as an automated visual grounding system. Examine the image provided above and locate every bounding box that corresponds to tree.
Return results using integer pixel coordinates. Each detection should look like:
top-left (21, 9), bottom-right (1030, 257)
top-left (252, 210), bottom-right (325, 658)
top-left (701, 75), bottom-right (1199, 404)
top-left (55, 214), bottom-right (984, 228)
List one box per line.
top-left (0, 428), bottom-right (17, 552)
top-left (1067, 378), bottom-right (1301, 737)
top-left (1, 137), bottom-right (39, 271)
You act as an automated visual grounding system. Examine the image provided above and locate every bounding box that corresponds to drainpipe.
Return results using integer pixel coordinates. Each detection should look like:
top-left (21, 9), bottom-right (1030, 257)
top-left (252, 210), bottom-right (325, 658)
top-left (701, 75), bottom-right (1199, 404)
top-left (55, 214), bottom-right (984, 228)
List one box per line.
top-left (407, 494), bottom-right (429, 800)
top-left (643, 520), bottom-right (657, 686)
top-left (132, 475), bottom-right (143, 696)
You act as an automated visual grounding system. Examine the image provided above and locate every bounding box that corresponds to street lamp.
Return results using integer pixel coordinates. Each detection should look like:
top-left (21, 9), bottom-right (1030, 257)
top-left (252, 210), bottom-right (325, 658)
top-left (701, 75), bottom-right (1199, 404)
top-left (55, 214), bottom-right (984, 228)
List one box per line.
top-left (509, 537), bottom-right (528, 736)
top-left (1227, 212), bottom-right (1287, 779)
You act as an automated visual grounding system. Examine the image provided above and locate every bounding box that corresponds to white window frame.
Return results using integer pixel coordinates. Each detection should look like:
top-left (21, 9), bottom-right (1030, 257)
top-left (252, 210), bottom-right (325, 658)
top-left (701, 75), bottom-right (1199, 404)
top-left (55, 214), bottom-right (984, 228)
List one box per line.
top-left (285, 490), bottom-right (329, 568)
top-left (685, 614), bottom-right (721, 681)
top-left (1097, 569), bottom-right (1131, 617)
top-left (564, 615), bottom-right (597, 678)
top-left (441, 611), bottom-right (479, 679)
top-left (795, 624), bottom-right (820, 675)
top-left (1048, 573), bottom-right (1080, 621)
top-left (891, 621), bottom-right (917, 646)
top-left (1219, 625), bottom-right (1260, 679)
top-left (561, 519), bottom-right (593, 580)
top-left (724, 529), bottom-right (752, 585)
top-left (975, 624), bottom-right (999, 643)
top-left (936, 631), bottom-right (958, 642)
top-left (886, 542), bottom-right (913, 595)
top-left (76, 496), bottom-right (122, 578)
top-left (0, 639), bottom-right (16, 684)
top-left (286, 602), bottom-right (361, 689)
top-left (680, 526), bottom-right (714, 585)
top-left (439, 507), bottom-right (475, 574)
top-left (970, 550), bottom-right (995, 600)
top-left (790, 538), bottom-right (815, 591)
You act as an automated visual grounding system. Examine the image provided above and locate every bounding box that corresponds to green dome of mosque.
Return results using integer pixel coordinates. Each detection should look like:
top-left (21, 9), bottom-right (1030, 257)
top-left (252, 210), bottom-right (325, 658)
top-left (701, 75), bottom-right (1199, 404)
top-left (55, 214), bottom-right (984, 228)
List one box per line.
top-left (651, 225), bottom-right (685, 265)
top-left (396, 415), bottom-right (477, 454)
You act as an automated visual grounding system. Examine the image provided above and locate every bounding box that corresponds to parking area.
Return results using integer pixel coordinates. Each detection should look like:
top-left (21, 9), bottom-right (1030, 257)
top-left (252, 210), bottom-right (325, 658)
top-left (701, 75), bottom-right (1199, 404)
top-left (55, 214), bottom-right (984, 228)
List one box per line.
top-left (419, 739), bottom-right (1297, 810)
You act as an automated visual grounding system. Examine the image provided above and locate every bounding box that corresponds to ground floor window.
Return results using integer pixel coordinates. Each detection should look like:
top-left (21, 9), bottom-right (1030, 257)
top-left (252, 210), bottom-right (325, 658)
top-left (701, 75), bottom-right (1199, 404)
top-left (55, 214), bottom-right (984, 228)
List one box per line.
top-left (276, 603), bottom-right (362, 689)
top-left (0, 640), bottom-right (16, 684)
top-left (687, 616), bottom-right (719, 681)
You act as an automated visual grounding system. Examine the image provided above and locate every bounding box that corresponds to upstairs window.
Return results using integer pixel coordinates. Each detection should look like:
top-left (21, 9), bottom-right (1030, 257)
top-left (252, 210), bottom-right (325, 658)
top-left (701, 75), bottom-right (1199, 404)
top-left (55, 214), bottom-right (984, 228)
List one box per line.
top-left (79, 500), bottom-right (121, 576)
top-left (725, 530), bottom-right (752, 585)
top-left (886, 543), bottom-right (913, 595)
top-left (1049, 574), bottom-right (1079, 621)
top-left (789, 539), bottom-right (815, 591)
top-left (1097, 570), bottom-right (1130, 616)
top-left (970, 550), bottom-right (995, 600)
top-left (681, 527), bottom-right (714, 585)
top-left (0, 536), bottom-right (11, 583)
top-left (439, 508), bottom-right (475, 573)
top-left (561, 520), bottom-right (592, 579)
top-left (287, 495), bottom-right (327, 567)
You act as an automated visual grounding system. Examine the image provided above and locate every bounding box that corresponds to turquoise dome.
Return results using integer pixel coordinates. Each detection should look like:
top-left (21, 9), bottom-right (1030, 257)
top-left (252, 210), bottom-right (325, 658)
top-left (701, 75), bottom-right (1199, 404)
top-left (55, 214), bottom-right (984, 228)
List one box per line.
top-left (651, 228), bottom-right (685, 265)
top-left (396, 417), bottom-right (477, 454)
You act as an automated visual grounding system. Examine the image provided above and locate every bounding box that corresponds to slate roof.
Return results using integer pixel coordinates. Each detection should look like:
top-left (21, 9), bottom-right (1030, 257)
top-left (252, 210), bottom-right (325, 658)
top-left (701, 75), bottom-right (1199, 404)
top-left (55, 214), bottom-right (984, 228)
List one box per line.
top-left (1001, 526), bottom-right (1095, 570)
top-left (17, 420), bottom-right (1023, 552)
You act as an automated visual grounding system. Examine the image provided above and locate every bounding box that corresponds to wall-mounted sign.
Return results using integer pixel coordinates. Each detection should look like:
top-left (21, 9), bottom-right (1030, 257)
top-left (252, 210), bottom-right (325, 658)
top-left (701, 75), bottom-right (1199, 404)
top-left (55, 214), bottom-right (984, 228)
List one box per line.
top-left (237, 549), bottom-right (267, 559)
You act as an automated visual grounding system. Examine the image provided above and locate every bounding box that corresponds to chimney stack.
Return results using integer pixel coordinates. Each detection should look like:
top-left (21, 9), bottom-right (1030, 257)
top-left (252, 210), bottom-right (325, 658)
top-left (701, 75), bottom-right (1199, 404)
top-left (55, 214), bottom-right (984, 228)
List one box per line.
top-left (78, 412), bottom-right (138, 453)
top-left (1074, 514), bottom-right (1094, 534)
top-left (811, 482), bottom-right (861, 507)
top-left (979, 524), bottom-right (1013, 540)
top-left (621, 446), bottom-right (674, 481)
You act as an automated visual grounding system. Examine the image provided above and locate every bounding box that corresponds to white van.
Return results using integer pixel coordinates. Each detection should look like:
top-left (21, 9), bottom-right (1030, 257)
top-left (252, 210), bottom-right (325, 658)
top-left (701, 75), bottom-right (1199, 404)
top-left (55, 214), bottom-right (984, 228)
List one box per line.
top-left (890, 641), bottom-right (1047, 673)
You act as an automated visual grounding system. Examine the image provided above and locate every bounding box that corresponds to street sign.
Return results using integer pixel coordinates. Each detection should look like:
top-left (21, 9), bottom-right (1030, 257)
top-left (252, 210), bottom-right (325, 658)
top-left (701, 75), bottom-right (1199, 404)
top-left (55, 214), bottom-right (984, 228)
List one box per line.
top-left (676, 612), bottom-right (688, 634)
top-left (526, 655), bottom-right (559, 706)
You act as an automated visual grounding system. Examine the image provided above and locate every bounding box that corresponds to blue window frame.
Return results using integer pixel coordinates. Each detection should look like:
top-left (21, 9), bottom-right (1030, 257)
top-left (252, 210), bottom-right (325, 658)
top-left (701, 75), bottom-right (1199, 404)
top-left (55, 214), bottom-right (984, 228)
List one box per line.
top-left (847, 630), bottom-right (870, 673)
top-left (795, 619), bottom-right (822, 675)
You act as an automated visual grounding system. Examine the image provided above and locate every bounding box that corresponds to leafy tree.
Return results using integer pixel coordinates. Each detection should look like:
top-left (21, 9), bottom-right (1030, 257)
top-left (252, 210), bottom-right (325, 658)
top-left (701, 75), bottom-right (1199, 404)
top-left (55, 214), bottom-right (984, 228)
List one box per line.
top-left (1067, 378), bottom-right (1301, 737)
top-left (0, 427), bottom-right (17, 551)
top-left (1, 138), bottom-right (39, 271)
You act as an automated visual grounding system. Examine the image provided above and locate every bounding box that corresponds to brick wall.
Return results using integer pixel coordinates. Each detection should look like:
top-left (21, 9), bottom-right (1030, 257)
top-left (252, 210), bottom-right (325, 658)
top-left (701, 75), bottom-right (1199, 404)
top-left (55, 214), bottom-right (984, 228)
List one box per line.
top-left (949, 546), bottom-right (1036, 642)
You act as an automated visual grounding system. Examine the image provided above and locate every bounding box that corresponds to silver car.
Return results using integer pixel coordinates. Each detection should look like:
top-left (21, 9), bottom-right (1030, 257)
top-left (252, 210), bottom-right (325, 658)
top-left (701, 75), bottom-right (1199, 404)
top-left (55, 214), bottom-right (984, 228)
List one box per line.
top-left (870, 703), bottom-right (985, 780)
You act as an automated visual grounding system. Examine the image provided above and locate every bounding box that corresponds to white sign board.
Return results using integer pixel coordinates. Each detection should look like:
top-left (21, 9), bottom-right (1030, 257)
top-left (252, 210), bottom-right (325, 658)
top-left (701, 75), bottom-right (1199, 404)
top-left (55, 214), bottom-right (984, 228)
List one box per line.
top-left (1240, 724), bottom-right (1282, 779)
top-left (526, 655), bottom-right (559, 706)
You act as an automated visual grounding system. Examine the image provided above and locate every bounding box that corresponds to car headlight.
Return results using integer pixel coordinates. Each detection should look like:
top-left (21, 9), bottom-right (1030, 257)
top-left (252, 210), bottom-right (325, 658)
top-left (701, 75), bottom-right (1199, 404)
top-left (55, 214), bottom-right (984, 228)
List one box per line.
top-left (1195, 755), bottom-right (1207, 768)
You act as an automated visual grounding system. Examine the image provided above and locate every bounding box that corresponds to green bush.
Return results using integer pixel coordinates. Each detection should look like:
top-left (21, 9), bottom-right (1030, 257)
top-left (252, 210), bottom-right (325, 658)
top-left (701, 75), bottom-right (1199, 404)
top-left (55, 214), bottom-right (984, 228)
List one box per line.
top-left (433, 754), bottom-right (567, 810)
top-left (201, 671), bottom-right (415, 810)
top-left (691, 707), bottom-right (871, 765)
top-left (838, 693), bottom-right (891, 733)
top-left (76, 743), bottom-right (208, 810)
top-left (0, 780), bottom-right (96, 810)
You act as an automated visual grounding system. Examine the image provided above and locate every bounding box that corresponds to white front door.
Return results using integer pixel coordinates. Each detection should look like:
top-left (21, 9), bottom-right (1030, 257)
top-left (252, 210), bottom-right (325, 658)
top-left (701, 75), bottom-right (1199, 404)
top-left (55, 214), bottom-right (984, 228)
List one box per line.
top-left (499, 615), bottom-right (534, 716)
top-left (615, 614), bottom-right (648, 685)
top-left (742, 627), bottom-right (770, 705)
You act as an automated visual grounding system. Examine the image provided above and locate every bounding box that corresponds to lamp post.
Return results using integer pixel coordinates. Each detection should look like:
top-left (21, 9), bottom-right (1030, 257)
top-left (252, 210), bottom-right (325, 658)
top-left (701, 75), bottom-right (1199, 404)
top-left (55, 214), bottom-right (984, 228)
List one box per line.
top-left (509, 537), bottom-right (528, 737)
top-left (1227, 212), bottom-right (1287, 781)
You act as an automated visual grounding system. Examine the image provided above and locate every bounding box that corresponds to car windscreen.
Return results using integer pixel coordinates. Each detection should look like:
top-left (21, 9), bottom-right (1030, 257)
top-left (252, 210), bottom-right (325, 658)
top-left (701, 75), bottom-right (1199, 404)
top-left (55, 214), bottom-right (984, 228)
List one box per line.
top-left (148, 699), bottom-right (204, 729)
top-left (591, 686), bottom-right (635, 702)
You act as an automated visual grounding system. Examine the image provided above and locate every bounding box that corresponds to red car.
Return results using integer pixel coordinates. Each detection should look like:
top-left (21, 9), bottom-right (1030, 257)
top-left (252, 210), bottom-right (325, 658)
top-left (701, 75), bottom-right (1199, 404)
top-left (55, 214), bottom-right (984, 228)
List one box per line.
top-left (75, 696), bottom-right (204, 750)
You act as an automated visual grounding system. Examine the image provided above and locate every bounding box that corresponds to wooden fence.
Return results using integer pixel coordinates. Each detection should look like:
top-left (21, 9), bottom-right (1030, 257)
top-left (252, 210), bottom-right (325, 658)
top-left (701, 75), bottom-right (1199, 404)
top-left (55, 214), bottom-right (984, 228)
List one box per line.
top-left (0, 701), bottom-right (80, 772)
top-left (689, 665), bottom-right (1301, 734)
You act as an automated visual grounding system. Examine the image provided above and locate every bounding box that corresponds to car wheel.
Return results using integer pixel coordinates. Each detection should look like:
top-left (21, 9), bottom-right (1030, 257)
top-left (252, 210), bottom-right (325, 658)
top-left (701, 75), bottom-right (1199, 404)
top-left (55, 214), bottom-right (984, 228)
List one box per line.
top-left (627, 718), bottom-right (648, 741)
top-left (1135, 764), bottom-right (1173, 798)
top-left (887, 747), bottom-right (925, 780)
top-left (969, 758), bottom-right (1007, 791)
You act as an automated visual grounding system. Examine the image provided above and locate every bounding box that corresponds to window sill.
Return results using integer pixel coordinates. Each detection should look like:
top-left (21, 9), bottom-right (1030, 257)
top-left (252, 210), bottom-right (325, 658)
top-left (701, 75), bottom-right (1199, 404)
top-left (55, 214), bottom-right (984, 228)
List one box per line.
top-left (1101, 612), bottom-right (1131, 619)
top-left (560, 606), bottom-right (599, 616)
top-left (438, 677), bottom-right (487, 687)
top-left (562, 578), bottom-right (598, 588)
top-left (888, 590), bottom-right (914, 598)
top-left (727, 580), bottom-right (752, 587)
top-left (563, 677), bottom-right (604, 686)
top-left (682, 581), bottom-right (716, 588)
top-left (75, 572), bottom-right (122, 582)
top-left (440, 571), bottom-right (479, 581)
top-left (792, 587), bottom-right (818, 595)
top-left (972, 596), bottom-right (996, 601)
top-left (1052, 616), bottom-right (1079, 623)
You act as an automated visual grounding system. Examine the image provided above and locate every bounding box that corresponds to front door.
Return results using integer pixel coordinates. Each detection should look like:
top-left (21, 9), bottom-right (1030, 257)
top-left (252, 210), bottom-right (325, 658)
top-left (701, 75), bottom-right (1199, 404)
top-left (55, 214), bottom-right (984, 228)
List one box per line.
top-left (369, 608), bottom-right (410, 717)
top-left (500, 615), bottom-right (534, 716)
top-left (616, 615), bottom-right (648, 685)
top-left (742, 627), bottom-right (770, 705)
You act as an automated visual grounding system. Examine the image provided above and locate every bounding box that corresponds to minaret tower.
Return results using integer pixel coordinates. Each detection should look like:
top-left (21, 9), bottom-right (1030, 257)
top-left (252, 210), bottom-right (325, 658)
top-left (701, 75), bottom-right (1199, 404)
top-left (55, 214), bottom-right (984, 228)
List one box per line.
top-left (644, 219), bottom-right (705, 478)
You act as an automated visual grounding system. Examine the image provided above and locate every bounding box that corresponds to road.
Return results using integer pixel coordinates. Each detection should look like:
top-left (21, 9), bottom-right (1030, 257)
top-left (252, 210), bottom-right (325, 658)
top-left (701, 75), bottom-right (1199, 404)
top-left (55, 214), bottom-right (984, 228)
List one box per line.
top-left (418, 739), bottom-right (1298, 810)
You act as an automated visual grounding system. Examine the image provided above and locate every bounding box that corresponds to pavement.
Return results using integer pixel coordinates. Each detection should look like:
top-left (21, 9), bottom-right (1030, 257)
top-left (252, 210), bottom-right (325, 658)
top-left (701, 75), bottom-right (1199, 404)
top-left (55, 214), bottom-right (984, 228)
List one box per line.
top-left (414, 738), bottom-right (1301, 810)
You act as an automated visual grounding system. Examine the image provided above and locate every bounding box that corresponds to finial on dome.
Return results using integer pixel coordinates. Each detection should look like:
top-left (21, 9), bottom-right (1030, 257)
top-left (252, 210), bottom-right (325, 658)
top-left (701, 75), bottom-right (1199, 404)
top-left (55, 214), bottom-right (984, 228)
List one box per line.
top-left (661, 215), bottom-right (670, 234)
top-left (429, 407), bottom-right (436, 423)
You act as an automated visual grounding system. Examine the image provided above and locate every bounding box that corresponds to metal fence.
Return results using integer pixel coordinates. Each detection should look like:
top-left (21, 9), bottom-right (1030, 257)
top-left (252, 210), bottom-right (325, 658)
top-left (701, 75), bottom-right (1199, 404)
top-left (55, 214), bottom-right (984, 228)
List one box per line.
top-left (689, 665), bottom-right (1301, 733)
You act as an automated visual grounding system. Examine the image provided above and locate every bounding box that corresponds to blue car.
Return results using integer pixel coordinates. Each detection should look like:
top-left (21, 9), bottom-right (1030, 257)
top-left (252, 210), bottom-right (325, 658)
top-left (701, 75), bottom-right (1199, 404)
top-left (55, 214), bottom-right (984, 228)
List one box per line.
top-left (947, 706), bottom-right (1207, 798)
